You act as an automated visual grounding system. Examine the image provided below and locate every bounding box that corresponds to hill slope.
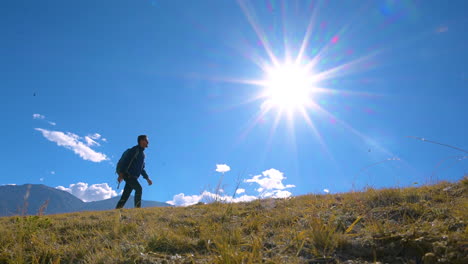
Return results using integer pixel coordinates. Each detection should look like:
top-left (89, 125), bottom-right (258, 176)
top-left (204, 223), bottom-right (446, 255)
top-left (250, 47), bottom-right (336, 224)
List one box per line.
top-left (0, 178), bottom-right (466, 263)
top-left (81, 195), bottom-right (170, 211)
top-left (0, 184), bottom-right (171, 216)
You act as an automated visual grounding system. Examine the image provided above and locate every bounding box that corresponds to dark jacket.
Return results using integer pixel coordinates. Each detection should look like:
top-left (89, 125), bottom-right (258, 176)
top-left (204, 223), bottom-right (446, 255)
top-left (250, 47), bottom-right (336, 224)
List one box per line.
top-left (117, 145), bottom-right (149, 179)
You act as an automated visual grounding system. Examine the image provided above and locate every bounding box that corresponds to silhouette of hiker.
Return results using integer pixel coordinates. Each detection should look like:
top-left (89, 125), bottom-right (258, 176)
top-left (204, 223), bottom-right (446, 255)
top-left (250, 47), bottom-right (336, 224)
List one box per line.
top-left (115, 135), bottom-right (153, 209)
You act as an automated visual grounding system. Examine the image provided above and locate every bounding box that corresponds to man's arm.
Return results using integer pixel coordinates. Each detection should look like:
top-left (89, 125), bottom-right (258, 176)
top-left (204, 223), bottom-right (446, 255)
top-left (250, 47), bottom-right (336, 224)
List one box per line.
top-left (141, 166), bottom-right (153, 186)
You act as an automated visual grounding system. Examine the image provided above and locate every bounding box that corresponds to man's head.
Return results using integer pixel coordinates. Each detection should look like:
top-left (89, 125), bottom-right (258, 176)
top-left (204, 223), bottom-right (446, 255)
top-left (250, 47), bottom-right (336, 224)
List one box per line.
top-left (138, 135), bottom-right (149, 148)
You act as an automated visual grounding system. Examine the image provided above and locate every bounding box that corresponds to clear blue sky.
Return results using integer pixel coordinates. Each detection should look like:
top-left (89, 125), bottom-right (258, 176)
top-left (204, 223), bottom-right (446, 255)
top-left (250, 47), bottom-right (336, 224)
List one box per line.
top-left (1, 0), bottom-right (466, 206)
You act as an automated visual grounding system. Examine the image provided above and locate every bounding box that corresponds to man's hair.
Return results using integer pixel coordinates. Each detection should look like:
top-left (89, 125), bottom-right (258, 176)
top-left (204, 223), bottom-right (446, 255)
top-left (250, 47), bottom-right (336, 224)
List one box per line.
top-left (137, 135), bottom-right (148, 144)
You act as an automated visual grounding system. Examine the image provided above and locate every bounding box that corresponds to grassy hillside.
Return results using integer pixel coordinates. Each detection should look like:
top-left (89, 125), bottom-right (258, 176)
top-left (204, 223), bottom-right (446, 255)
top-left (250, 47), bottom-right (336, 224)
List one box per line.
top-left (0, 178), bottom-right (466, 264)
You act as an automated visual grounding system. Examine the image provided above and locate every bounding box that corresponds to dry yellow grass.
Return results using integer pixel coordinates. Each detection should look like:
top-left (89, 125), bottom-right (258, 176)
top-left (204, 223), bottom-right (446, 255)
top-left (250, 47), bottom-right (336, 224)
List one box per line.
top-left (0, 177), bottom-right (466, 264)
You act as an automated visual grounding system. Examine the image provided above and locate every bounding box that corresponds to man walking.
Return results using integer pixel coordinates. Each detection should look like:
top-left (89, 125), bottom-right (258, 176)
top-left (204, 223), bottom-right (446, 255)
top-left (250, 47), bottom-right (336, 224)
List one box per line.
top-left (115, 135), bottom-right (153, 209)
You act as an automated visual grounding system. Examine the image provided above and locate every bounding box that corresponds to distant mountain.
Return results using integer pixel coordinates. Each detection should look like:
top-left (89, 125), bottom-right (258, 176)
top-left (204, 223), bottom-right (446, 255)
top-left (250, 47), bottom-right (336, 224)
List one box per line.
top-left (0, 184), bottom-right (84, 216)
top-left (0, 184), bottom-right (171, 217)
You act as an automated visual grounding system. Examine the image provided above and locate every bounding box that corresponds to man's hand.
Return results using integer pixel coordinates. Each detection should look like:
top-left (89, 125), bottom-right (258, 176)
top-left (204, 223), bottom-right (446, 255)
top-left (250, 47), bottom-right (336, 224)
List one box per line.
top-left (146, 178), bottom-right (153, 186)
top-left (117, 172), bottom-right (125, 183)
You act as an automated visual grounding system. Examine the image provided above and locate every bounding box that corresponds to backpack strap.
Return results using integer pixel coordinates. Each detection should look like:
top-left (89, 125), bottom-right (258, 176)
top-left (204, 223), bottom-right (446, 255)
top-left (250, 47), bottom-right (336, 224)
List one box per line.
top-left (125, 147), bottom-right (140, 174)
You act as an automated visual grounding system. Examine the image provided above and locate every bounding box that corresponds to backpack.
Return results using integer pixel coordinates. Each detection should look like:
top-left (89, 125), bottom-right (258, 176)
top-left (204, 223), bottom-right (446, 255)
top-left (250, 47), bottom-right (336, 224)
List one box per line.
top-left (116, 146), bottom-right (140, 175)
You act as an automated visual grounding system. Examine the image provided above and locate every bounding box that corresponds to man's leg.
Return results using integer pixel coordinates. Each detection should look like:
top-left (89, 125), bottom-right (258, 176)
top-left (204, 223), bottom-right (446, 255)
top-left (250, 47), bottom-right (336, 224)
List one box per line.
top-left (132, 179), bottom-right (143, 208)
top-left (115, 181), bottom-right (133, 209)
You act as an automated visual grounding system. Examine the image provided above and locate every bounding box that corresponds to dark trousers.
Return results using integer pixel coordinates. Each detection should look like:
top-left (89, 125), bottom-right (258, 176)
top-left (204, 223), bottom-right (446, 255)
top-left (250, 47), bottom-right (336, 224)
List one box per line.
top-left (115, 177), bottom-right (142, 209)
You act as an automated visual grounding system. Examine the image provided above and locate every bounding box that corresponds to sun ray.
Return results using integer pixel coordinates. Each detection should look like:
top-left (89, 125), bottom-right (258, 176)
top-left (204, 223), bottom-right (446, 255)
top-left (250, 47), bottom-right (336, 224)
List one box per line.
top-left (269, 111), bottom-right (282, 140)
top-left (298, 8), bottom-right (375, 79)
top-left (312, 103), bottom-right (397, 159)
top-left (312, 50), bottom-right (383, 82)
top-left (296, 0), bottom-right (320, 64)
top-left (298, 104), bottom-right (322, 141)
top-left (266, 107), bottom-right (284, 149)
top-left (280, 0), bottom-right (291, 61)
top-left (236, 105), bottom-right (272, 145)
top-left (286, 109), bottom-right (300, 172)
top-left (312, 86), bottom-right (385, 97)
top-left (237, 0), bottom-right (280, 67)
top-left (298, 104), bottom-right (336, 161)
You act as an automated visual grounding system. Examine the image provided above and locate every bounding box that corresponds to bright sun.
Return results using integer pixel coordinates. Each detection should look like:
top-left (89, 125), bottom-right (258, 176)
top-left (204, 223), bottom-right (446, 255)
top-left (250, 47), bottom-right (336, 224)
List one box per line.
top-left (262, 62), bottom-right (317, 112)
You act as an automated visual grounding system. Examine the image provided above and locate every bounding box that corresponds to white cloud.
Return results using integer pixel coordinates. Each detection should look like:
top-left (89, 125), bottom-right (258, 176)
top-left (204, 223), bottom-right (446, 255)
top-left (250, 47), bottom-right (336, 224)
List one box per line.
top-left (84, 133), bottom-right (107, 146)
top-left (167, 193), bottom-right (203, 206)
top-left (39, 178), bottom-right (44, 182)
top-left (33, 114), bottom-right (45, 119)
top-left (323, 189), bottom-right (330, 193)
top-left (35, 128), bottom-right (108, 162)
top-left (56, 182), bottom-right (118, 202)
top-left (50, 171), bottom-right (55, 175)
top-left (245, 168), bottom-right (295, 194)
top-left (89, 133), bottom-right (102, 140)
top-left (84, 136), bottom-right (100, 147)
top-left (236, 188), bottom-right (245, 194)
top-left (166, 191), bottom-right (257, 207)
top-left (232, 194), bottom-right (258, 203)
top-left (216, 164), bottom-right (231, 173)
top-left (33, 113), bottom-right (57, 125)
top-left (167, 168), bottom-right (296, 206)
